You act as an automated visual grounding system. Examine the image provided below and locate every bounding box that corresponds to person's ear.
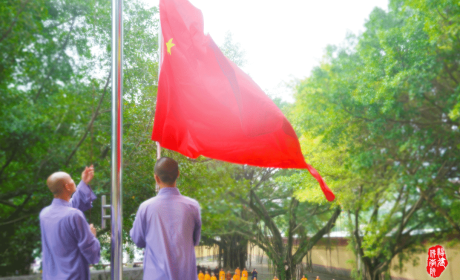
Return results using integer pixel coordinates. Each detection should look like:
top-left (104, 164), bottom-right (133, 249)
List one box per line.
top-left (177, 170), bottom-right (180, 179)
top-left (154, 174), bottom-right (161, 184)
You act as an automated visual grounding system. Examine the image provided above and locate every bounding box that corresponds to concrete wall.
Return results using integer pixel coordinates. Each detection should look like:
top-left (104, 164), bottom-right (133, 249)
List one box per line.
top-left (306, 243), bottom-right (459, 280)
top-left (195, 244), bottom-right (219, 259)
top-left (308, 245), bottom-right (355, 278)
top-left (2, 243), bottom-right (458, 280)
top-left (0, 245), bottom-right (220, 280)
top-left (388, 245), bottom-right (459, 280)
top-left (246, 241), bottom-right (460, 280)
top-left (0, 268), bottom-right (144, 280)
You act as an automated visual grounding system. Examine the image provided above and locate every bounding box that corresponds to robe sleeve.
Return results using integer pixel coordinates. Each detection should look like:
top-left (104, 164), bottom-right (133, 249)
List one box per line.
top-left (193, 202), bottom-right (202, 246)
top-left (70, 181), bottom-right (97, 212)
top-left (69, 210), bottom-right (100, 264)
top-left (130, 205), bottom-right (146, 248)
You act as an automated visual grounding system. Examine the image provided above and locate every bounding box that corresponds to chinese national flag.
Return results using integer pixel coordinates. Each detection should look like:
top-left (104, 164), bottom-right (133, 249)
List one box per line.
top-left (152, 0), bottom-right (335, 201)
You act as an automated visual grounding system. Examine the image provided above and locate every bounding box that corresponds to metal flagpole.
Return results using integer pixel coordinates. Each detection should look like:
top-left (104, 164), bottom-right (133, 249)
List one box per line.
top-left (111, 0), bottom-right (123, 277)
top-left (156, 140), bottom-right (161, 194)
top-left (156, 10), bottom-right (162, 194)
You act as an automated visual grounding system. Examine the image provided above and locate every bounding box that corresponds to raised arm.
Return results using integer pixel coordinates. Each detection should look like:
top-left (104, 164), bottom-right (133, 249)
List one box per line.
top-left (70, 165), bottom-right (97, 212)
top-left (70, 181), bottom-right (96, 212)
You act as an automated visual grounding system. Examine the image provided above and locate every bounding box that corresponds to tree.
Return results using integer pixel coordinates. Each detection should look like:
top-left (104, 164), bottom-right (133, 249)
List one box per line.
top-left (291, 1), bottom-right (460, 279)
top-left (231, 167), bottom-right (341, 280)
top-left (403, 0), bottom-right (460, 237)
top-left (0, 0), bottom-right (158, 275)
top-left (192, 161), bottom-right (250, 269)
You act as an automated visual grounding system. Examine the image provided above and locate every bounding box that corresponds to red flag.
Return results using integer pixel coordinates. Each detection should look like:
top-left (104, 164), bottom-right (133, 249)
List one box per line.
top-left (152, 0), bottom-right (335, 201)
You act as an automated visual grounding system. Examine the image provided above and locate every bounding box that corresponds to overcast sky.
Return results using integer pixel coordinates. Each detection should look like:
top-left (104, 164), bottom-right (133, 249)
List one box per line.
top-left (146, 0), bottom-right (389, 101)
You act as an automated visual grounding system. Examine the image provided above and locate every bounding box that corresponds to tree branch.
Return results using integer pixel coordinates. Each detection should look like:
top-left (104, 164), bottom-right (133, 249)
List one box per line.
top-left (64, 69), bottom-right (111, 167)
top-left (420, 190), bottom-right (460, 236)
top-left (292, 206), bottom-right (341, 264)
top-left (0, 214), bottom-right (33, 226)
top-left (0, 190), bottom-right (30, 201)
top-left (0, 147), bottom-right (18, 179)
top-left (0, 200), bottom-right (19, 209)
top-left (249, 190), bottom-right (284, 255)
top-left (0, 0), bottom-right (32, 43)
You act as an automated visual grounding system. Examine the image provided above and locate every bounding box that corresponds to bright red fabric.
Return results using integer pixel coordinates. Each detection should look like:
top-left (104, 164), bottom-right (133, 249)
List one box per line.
top-left (152, 0), bottom-right (335, 201)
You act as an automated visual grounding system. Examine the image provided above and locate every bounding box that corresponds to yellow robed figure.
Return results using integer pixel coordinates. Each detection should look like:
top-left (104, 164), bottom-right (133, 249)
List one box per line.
top-left (241, 268), bottom-right (248, 280)
top-left (235, 268), bottom-right (241, 280)
top-left (219, 269), bottom-right (226, 280)
top-left (198, 272), bottom-right (205, 280)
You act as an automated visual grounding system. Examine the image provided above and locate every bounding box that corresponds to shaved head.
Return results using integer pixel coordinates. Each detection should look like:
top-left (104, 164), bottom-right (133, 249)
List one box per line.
top-left (154, 157), bottom-right (179, 185)
top-left (46, 171), bottom-right (71, 196)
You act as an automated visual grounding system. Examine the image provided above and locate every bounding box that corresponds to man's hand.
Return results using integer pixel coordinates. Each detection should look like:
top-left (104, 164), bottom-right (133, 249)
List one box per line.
top-left (82, 165), bottom-right (94, 185)
top-left (89, 224), bottom-right (97, 237)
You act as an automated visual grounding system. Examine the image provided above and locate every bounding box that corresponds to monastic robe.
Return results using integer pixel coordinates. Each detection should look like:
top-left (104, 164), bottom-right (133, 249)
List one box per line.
top-left (235, 269), bottom-right (241, 280)
top-left (205, 273), bottom-right (211, 280)
top-left (226, 272), bottom-right (232, 280)
top-left (301, 277), bottom-right (308, 280)
top-left (219, 270), bottom-right (226, 280)
top-left (198, 273), bottom-right (205, 280)
top-left (242, 270), bottom-right (248, 278)
top-left (40, 181), bottom-right (99, 280)
top-left (130, 187), bottom-right (202, 280)
top-left (211, 276), bottom-right (217, 280)
top-left (69, 180), bottom-right (97, 211)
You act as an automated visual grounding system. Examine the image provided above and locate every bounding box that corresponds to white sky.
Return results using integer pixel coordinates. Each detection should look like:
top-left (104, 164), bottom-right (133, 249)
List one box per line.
top-left (146, 0), bottom-right (389, 101)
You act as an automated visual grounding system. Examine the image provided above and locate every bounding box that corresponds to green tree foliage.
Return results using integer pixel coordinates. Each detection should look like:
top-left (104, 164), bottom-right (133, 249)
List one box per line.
top-left (0, 0), bottom-right (158, 275)
top-left (230, 167), bottom-right (341, 280)
top-left (219, 31), bottom-right (246, 68)
top-left (403, 0), bottom-right (460, 236)
top-left (291, 0), bottom-right (460, 279)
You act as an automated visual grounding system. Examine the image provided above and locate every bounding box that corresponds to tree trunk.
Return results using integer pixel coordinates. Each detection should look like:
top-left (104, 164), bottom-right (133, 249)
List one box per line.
top-left (363, 262), bottom-right (385, 280)
top-left (222, 234), bottom-right (248, 269)
top-left (273, 260), bottom-right (293, 280)
top-left (218, 246), bottom-right (223, 268)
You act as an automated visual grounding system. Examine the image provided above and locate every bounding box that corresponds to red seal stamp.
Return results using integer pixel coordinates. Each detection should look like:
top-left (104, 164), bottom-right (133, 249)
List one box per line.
top-left (426, 245), bottom-right (448, 278)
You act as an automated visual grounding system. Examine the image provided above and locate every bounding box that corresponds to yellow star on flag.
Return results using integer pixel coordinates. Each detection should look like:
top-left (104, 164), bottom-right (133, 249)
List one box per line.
top-left (166, 38), bottom-right (175, 55)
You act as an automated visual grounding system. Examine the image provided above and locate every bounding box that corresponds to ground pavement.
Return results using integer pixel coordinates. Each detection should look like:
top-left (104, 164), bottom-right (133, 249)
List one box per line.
top-left (197, 256), bottom-right (352, 280)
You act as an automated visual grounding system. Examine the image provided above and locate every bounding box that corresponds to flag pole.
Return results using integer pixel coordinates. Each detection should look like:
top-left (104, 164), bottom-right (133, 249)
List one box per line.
top-left (111, 0), bottom-right (123, 277)
top-left (156, 9), bottom-right (162, 194)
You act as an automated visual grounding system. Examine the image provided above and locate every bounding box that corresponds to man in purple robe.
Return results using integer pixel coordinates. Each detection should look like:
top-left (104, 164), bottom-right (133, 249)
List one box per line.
top-left (130, 157), bottom-right (202, 280)
top-left (40, 165), bottom-right (100, 280)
